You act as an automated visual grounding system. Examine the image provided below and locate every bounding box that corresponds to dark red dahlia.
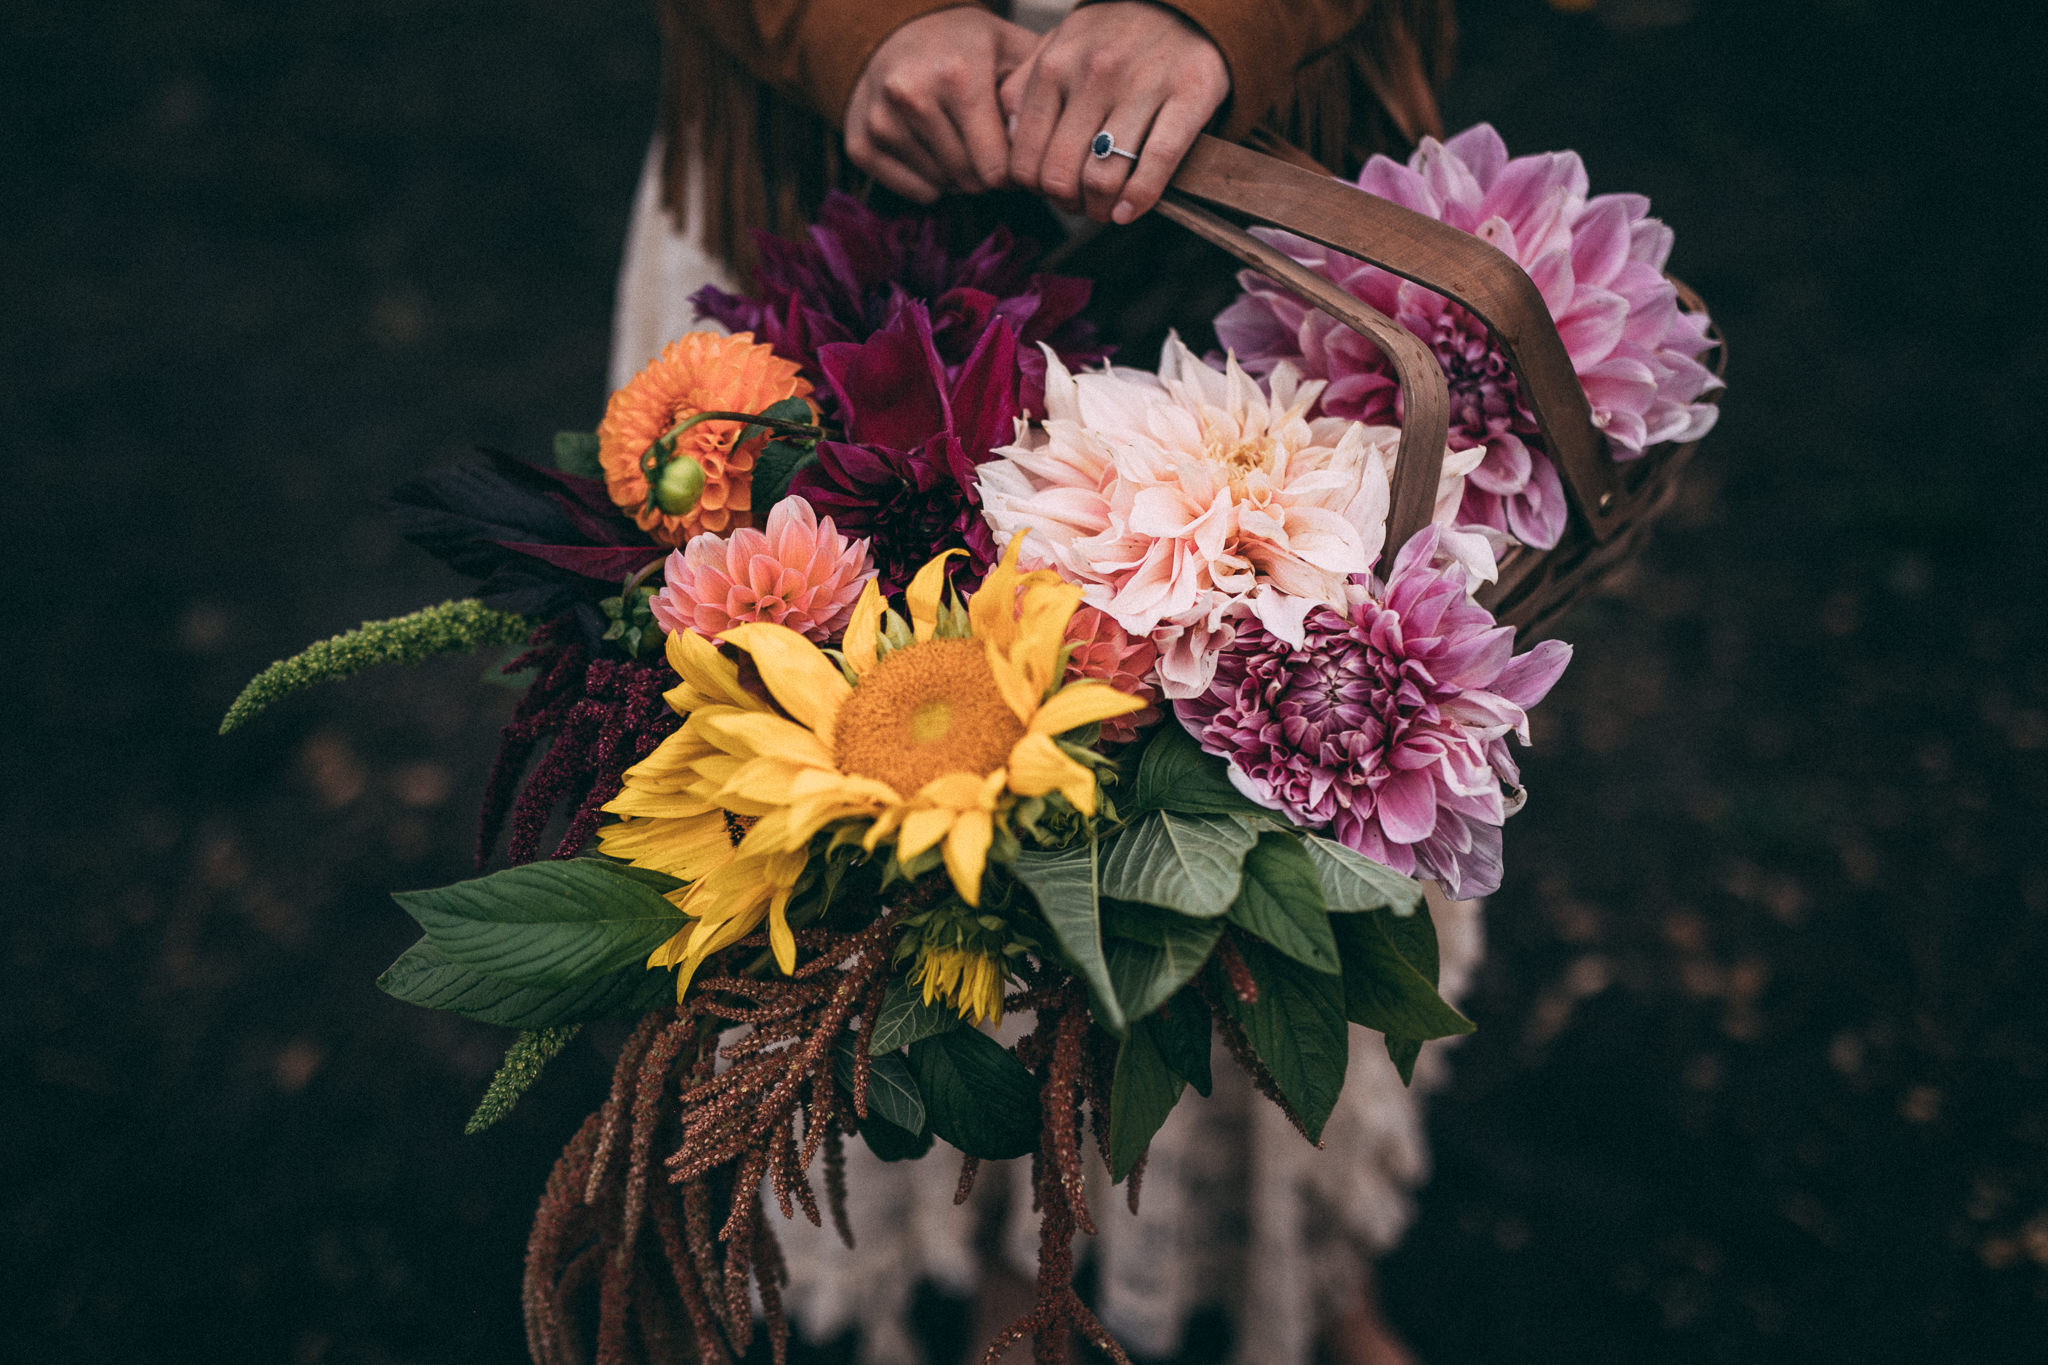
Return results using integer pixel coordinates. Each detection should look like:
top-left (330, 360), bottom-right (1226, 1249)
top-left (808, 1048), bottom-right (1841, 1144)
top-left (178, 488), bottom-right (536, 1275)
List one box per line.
top-left (788, 302), bottom-right (1018, 595)
top-left (693, 191), bottom-right (1106, 416)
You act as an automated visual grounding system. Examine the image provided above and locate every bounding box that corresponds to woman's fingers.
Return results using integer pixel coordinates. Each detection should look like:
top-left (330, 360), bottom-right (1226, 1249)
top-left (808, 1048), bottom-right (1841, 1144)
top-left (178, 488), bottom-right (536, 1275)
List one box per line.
top-left (844, 9), bottom-right (1032, 198)
top-left (1110, 89), bottom-right (1215, 224)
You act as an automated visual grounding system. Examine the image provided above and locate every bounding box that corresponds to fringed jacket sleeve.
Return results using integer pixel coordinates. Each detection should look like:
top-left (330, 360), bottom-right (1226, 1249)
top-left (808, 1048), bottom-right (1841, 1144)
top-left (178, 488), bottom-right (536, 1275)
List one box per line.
top-left (693, 0), bottom-right (984, 127)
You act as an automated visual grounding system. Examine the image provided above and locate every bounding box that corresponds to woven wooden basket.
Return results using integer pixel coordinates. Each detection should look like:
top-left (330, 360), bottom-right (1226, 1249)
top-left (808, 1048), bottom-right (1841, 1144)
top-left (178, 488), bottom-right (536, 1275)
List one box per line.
top-left (1155, 135), bottom-right (1724, 639)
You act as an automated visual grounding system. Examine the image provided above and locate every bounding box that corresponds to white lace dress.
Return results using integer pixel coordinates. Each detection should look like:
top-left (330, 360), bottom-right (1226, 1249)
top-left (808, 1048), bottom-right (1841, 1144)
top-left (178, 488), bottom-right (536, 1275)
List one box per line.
top-left (607, 6), bottom-right (1480, 1361)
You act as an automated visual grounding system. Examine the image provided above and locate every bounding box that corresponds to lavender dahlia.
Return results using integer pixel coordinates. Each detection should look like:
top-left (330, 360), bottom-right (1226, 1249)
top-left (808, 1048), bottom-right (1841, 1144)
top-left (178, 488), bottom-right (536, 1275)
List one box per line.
top-left (1175, 527), bottom-right (1571, 899)
top-left (1215, 123), bottom-right (1721, 550)
top-left (693, 191), bottom-right (1107, 416)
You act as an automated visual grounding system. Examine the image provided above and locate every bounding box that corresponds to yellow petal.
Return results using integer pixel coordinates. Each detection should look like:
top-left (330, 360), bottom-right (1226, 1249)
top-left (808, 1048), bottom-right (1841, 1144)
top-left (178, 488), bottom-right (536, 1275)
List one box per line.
top-left (841, 578), bottom-right (885, 676)
top-left (905, 550), bottom-right (964, 642)
top-left (719, 622), bottom-right (851, 746)
top-left (597, 810), bottom-right (735, 879)
top-left (1013, 577), bottom-right (1083, 697)
top-left (944, 809), bottom-right (993, 905)
top-left (665, 628), bottom-right (762, 712)
top-left (765, 851), bottom-right (804, 974)
top-left (897, 805), bottom-right (958, 862)
top-left (1029, 681), bottom-right (1147, 737)
top-left (1005, 733), bottom-right (1097, 814)
top-left (914, 768), bottom-right (996, 811)
top-left (986, 642), bottom-right (1045, 725)
top-left (698, 710), bottom-right (837, 771)
top-left (967, 533), bottom-right (1028, 653)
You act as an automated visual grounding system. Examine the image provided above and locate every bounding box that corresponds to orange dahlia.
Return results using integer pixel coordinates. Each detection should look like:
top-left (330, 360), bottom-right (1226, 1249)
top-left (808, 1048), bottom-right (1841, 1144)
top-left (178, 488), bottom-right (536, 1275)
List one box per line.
top-left (597, 331), bottom-right (813, 545)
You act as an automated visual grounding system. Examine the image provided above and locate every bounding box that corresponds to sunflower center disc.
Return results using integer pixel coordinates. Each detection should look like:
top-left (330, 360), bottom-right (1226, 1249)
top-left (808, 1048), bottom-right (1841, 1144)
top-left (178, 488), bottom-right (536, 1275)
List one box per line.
top-left (834, 638), bottom-right (1026, 798)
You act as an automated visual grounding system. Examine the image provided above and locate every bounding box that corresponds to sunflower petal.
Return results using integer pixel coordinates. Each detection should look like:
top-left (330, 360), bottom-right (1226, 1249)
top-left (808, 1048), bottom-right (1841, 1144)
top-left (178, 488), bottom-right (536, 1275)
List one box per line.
top-left (719, 622), bottom-right (851, 746)
top-left (697, 710), bottom-right (837, 771)
top-left (986, 643), bottom-right (1045, 725)
top-left (943, 809), bottom-right (994, 905)
top-left (1029, 681), bottom-right (1148, 737)
top-left (1006, 733), bottom-right (1098, 814)
top-left (898, 805), bottom-right (958, 862)
top-left (666, 628), bottom-right (762, 711)
top-left (906, 550), bottom-right (965, 642)
top-left (967, 534), bottom-right (1029, 652)
top-left (841, 579), bottom-right (886, 676)
top-left (597, 810), bottom-right (736, 879)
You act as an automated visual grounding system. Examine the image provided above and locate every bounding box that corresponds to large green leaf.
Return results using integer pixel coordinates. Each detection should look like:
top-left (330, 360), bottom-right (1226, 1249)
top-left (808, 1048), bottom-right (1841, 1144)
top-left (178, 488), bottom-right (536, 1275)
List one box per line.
top-left (1227, 834), bottom-right (1339, 973)
top-left (832, 1036), bottom-right (927, 1135)
top-left (1103, 901), bottom-right (1223, 1020)
top-left (1011, 837), bottom-right (1124, 1033)
top-left (1219, 939), bottom-right (1350, 1143)
top-left (379, 938), bottom-right (674, 1027)
top-left (392, 858), bottom-right (686, 989)
top-left (1099, 811), bottom-right (1257, 919)
top-left (867, 978), bottom-right (965, 1055)
top-left (859, 1112), bottom-right (935, 1162)
top-left (553, 430), bottom-right (602, 478)
top-left (909, 1028), bottom-right (1041, 1160)
top-left (1148, 989), bottom-right (1213, 1097)
top-left (1303, 836), bottom-right (1424, 915)
top-left (1127, 721), bottom-right (1273, 818)
top-left (1331, 910), bottom-right (1474, 1043)
top-left (1108, 1023), bottom-right (1185, 1181)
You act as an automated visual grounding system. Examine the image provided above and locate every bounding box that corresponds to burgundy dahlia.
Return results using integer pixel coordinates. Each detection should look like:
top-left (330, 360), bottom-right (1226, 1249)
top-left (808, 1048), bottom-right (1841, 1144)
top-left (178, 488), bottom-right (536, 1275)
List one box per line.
top-left (788, 301), bottom-right (1019, 595)
top-left (692, 191), bottom-right (1106, 415)
top-left (1175, 527), bottom-right (1571, 899)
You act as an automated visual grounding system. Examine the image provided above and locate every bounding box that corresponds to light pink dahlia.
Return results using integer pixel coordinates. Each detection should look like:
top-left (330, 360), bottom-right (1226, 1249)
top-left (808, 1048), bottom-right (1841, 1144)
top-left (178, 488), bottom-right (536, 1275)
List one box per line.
top-left (1214, 122), bottom-right (1721, 550)
top-left (978, 335), bottom-right (1485, 699)
top-left (1061, 606), bottom-right (1162, 744)
top-left (1174, 526), bottom-right (1572, 899)
top-left (648, 495), bottom-right (874, 642)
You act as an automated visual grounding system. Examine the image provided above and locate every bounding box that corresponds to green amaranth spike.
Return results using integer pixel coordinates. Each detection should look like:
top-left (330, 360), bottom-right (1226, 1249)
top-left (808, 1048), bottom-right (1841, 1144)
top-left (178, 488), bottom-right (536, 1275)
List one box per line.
top-left (219, 599), bottom-right (532, 734)
top-left (465, 1024), bottom-right (582, 1135)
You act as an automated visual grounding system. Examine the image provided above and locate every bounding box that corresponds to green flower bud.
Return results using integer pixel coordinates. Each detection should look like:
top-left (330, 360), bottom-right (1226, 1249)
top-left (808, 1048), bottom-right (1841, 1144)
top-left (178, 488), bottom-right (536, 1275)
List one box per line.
top-left (653, 455), bottom-right (707, 515)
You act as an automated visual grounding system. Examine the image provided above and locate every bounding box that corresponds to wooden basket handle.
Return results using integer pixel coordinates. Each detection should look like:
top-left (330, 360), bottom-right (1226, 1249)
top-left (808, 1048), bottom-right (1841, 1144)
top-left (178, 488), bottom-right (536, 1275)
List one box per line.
top-left (1157, 134), bottom-right (1624, 554)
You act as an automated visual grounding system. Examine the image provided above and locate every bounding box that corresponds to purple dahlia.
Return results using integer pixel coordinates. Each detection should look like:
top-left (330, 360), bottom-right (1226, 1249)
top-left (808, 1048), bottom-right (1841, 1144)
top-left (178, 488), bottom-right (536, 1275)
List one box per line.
top-left (1175, 526), bottom-right (1572, 899)
top-left (788, 301), bottom-right (1018, 595)
top-left (1215, 123), bottom-right (1721, 550)
top-left (693, 191), bottom-right (1107, 416)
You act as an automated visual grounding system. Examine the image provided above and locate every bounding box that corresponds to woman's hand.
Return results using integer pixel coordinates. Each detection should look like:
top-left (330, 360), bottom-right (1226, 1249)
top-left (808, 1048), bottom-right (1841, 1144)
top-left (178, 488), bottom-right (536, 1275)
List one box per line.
top-left (1002, 2), bottom-right (1230, 224)
top-left (844, 8), bottom-right (1039, 204)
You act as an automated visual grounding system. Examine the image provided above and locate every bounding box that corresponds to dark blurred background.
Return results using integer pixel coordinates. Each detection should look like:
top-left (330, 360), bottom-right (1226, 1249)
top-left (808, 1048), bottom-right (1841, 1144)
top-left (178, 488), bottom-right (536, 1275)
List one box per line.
top-left (5, 0), bottom-right (2045, 1360)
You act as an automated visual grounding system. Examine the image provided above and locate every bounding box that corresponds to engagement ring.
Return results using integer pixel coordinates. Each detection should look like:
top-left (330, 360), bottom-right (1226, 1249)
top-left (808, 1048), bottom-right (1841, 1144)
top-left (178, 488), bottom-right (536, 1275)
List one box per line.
top-left (1090, 130), bottom-right (1139, 163)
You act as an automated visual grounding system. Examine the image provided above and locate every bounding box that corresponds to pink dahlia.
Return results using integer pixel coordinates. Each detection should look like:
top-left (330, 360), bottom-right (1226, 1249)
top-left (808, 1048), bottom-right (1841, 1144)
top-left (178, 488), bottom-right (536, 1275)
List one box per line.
top-left (1174, 526), bottom-right (1571, 899)
top-left (648, 495), bottom-right (874, 642)
top-left (1062, 606), bottom-right (1162, 745)
top-left (977, 335), bottom-right (1488, 699)
top-left (1214, 123), bottom-right (1721, 549)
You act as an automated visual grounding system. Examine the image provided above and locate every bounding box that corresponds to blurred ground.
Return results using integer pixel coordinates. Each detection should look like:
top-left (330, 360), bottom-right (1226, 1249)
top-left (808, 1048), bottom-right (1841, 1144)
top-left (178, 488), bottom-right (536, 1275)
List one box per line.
top-left (3, 0), bottom-right (2045, 1362)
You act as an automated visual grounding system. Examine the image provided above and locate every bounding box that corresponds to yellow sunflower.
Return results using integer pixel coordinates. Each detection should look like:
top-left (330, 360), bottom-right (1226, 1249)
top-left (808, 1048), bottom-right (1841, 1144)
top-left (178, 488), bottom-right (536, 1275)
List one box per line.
top-left (601, 536), bottom-right (1144, 996)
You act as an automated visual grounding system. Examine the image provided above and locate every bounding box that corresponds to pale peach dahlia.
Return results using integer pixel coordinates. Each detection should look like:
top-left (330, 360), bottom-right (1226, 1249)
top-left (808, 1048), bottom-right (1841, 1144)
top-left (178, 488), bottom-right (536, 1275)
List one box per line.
top-left (977, 336), bottom-right (1489, 699)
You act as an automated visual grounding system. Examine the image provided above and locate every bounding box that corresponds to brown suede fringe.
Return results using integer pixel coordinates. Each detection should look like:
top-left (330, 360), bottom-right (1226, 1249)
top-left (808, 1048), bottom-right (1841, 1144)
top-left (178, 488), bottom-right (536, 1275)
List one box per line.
top-left (657, 0), bottom-right (1455, 282)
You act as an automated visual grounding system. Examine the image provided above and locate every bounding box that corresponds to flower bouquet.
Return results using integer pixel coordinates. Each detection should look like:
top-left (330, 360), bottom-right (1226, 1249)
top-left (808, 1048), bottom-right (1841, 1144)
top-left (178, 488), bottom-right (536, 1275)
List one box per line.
top-left (223, 129), bottom-right (1720, 1365)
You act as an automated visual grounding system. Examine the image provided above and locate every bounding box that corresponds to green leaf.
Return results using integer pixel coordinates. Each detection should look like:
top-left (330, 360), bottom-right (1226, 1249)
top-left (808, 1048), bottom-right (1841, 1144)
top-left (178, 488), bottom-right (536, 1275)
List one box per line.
top-left (1010, 837), bottom-right (1125, 1034)
top-left (1098, 811), bottom-right (1257, 920)
top-left (552, 430), bottom-right (603, 478)
top-left (1227, 834), bottom-right (1339, 973)
top-left (1335, 900), bottom-right (1461, 1084)
top-left (1108, 1023), bottom-right (1184, 1181)
top-left (1219, 938), bottom-right (1350, 1143)
top-left (1303, 836), bottom-right (1424, 915)
top-left (747, 439), bottom-right (816, 512)
top-left (378, 937), bottom-right (674, 1027)
top-left (832, 1036), bottom-right (927, 1135)
top-left (909, 1028), bottom-right (1041, 1160)
top-left (1127, 720), bottom-right (1273, 818)
top-left (858, 1112), bottom-right (935, 1163)
top-left (1103, 901), bottom-right (1223, 1020)
top-left (868, 978), bottom-right (966, 1055)
top-left (220, 600), bottom-right (532, 734)
top-left (466, 1025), bottom-right (582, 1135)
top-left (760, 396), bottom-right (816, 425)
top-left (1330, 910), bottom-right (1474, 1043)
top-left (1147, 989), bottom-right (1212, 1096)
top-left (392, 858), bottom-right (685, 989)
